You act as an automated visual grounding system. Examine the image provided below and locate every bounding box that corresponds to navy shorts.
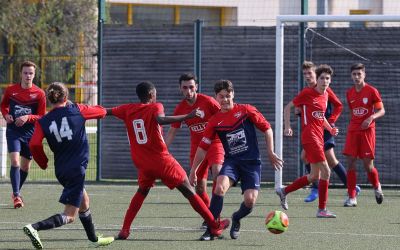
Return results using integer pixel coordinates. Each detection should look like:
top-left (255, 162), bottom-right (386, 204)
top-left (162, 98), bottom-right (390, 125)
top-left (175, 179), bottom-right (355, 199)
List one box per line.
top-left (6, 132), bottom-right (32, 159)
top-left (56, 172), bottom-right (85, 208)
top-left (323, 129), bottom-right (336, 151)
top-left (219, 158), bottom-right (261, 193)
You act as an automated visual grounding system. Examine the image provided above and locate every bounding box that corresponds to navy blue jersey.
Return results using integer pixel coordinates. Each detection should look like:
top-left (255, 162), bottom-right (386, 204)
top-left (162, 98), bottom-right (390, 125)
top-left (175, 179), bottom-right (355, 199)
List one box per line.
top-left (38, 103), bottom-right (89, 176)
top-left (200, 104), bottom-right (271, 161)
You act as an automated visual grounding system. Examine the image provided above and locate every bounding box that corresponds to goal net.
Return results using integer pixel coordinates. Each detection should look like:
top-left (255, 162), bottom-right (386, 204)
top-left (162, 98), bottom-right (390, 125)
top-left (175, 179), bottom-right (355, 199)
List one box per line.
top-left (275, 15), bottom-right (400, 188)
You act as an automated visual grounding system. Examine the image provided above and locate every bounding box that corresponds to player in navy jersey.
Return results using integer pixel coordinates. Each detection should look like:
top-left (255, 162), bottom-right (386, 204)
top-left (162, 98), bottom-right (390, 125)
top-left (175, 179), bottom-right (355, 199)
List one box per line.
top-left (1, 61), bottom-right (46, 208)
top-left (24, 82), bottom-right (114, 249)
top-left (189, 80), bottom-right (283, 240)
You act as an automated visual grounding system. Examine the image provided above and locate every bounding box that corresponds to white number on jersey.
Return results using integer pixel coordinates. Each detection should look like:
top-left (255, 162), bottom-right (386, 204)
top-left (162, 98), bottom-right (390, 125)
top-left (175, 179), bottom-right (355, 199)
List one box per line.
top-left (49, 117), bottom-right (73, 143)
top-left (133, 119), bottom-right (148, 144)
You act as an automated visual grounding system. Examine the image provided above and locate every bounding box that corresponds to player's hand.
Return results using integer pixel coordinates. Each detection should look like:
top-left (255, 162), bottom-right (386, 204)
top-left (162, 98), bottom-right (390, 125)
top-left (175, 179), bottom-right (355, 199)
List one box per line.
top-left (361, 116), bottom-right (373, 130)
top-left (268, 152), bottom-right (283, 170)
top-left (187, 108), bottom-right (202, 119)
top-left (189, 168), bottom-right (197, 186)
top-left (284, 127), bottom-right (293, 136)
top-left (15, 115), bottom-right (29, 127)
top-left (330, 127), bottom-right (339, 136)
top-left (4, 114), bottom-right (14, 124)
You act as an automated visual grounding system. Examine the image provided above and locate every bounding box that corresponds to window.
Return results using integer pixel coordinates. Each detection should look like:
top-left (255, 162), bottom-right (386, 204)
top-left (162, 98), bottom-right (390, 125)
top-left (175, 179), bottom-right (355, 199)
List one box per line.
top-left (180, 7), bottom-right (221, 26)
top-left (133, 6), bottom-right (174, 26)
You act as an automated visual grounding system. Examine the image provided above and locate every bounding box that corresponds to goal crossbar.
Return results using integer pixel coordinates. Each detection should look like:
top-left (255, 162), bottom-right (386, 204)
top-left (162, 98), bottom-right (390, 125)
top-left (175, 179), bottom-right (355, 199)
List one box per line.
top-left (274, 15), bottom-right (400, 189)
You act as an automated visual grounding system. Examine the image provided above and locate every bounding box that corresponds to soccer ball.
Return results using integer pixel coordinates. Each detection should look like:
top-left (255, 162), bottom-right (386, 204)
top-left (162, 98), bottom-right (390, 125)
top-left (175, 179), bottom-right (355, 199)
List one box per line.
top-left (265, 210), bottom-right (289, 234)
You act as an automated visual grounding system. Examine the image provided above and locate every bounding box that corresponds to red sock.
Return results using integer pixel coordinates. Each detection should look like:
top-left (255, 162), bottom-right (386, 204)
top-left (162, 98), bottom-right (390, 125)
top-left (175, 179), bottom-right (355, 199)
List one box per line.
top-left (188, 194), bottom-right (217, 228)
top-left (198, 191), bottom-right (210, 208)
top-left (284, 175), bottom-right (309, 194)
top-left (347, 169), bottom-right (357, 198)
top-left (121, 192), bottom-right (146, 232)
top-left (318, 179), bottom-right (329, 210)
top-left (367, 167), bottom-right (380, 189)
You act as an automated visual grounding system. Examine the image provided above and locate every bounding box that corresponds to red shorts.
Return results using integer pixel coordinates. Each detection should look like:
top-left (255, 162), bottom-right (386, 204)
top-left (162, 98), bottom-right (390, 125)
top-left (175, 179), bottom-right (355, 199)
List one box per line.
top-left (138, 155), bottom-right (186, 189)
top-left (343, 128), bottom-right (375, 159)
top-left (303, 142), bottom-right (326, 164)
top-left (191, 143), bottom-right (224, 180)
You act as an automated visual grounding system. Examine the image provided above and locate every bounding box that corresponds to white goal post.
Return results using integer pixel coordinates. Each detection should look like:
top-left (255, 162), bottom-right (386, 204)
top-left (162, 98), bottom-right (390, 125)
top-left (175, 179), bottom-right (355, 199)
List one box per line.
top-left (274, 15), bottom-right (400, 189)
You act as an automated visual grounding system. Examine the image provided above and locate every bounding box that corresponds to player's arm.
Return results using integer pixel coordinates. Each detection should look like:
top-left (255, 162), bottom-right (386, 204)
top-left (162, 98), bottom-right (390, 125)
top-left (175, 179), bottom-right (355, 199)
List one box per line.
top-left (324, 118), bottom-right (338, 136)
top-left (283, 101), bottom-right (294, 136)
top-left (327, 88), bottom-right (343, 124)
top-left (264, 128), bottom-right (283, 170)
top-left (1, 88), bottom-right (14, 123)
top-left (29, 122), bottom-right (48, 169)
top-left (78, 104), bottom-right (107, 120)
top-left (361, 102), bottom-right (385, 130)
top-left (165, 127), bottom-right (179, 147)
top-left (189, 146), bottom-right (207, 186)
top-left (156, 108), bottom-right (201, 125)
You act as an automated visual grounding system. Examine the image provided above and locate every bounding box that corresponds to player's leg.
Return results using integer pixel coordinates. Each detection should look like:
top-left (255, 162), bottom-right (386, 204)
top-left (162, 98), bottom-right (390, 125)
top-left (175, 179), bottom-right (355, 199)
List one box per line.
top-left (314, 161), bottom-right (336, 218)
top-left (19, 138), bottom-right (33, 191)
top-left (363, 158), bottom-right (383, 204)
top-left (195, 159), bottom-right (211, 207)
top-left (117, 186), bottom-right (150, 240)
top-left (343, 130), bottom-right (359, 207)
top-left (302, 149), bottom-right (318, 202)
top-left (9, 150), bottom-right (24, 208)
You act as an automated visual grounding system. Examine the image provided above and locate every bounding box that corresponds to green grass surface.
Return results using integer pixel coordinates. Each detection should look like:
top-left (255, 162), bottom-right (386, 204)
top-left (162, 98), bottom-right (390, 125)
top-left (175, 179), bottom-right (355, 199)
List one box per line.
top-left (1, 183), bottom-right (400, 249)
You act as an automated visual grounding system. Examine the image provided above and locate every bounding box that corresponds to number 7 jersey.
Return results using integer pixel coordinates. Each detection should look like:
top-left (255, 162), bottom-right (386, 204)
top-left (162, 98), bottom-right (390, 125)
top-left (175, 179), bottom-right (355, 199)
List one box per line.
top-left (111, 102), bottom-right (170, 169)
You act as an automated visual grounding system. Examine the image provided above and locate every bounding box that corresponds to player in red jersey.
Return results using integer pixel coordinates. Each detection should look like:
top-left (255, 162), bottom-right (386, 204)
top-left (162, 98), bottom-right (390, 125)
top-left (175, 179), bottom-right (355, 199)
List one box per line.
top-left (284, 61), bottom-right (359, 202)
top-left (107, 81), bottom-right (229, 240)
top-left (165, 73), bottom-right (224, 228)
top-left (277, 64), bottom-right (338, 218)
top-left (1, 61), bottom-right (46, 208)
top-left (189, 80), bottom-right (283, 240)
top-left (343, 63), bottom-right (385, 207)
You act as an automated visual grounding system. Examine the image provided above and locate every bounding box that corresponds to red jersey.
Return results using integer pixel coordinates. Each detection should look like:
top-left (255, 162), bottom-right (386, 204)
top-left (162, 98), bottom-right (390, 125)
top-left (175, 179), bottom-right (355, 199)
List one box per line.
top-left (1, 83), bottom-right (46, 135)
top-left (293, 87), bottom-right (328, 145)
top-left (111, 102), bottom-right (170, 169)
top-left (171, 93), bottom-right (222, 158)
top-left (346, 83), bottom-right (382, 131)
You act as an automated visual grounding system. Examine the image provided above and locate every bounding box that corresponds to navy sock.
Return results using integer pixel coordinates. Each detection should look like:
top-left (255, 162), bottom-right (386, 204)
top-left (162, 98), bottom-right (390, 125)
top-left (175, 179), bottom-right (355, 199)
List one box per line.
top-left (32, 214), bottom-right (66, 231)
top-left (19, 170), bottom-right (28, 190)
top-left (79, 209), bottom-right (97, 242)
top-left (232, 202), bottom-right (253, 221)
top-left (311, 182), bottom-right (318, 189)
top-left (333, 162), bottom-right (347, 186)
top-left (10, 166), bottom-right (20, 196)
top-left (209, 194), bottom-right (224, 220)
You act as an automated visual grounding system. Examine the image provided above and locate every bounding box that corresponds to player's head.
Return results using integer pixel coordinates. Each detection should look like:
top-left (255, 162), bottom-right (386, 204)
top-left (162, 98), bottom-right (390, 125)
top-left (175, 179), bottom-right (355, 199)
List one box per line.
top-left (350, 63), bottom-right (366, 85)
top-left (47, 82), bottom-right (69, 105)
top-left (20, 61), bottom-right (36, 86)
top-left (179, 73), bottom-right (198, 102)
top-left (315, 64), bottom-right (333, 91)
top-left (214, 80), bottom-right (234, 112)
top-left (302, 61), bottom-right (317, 87)
top-left (136, 81), bottom-right (156, 103)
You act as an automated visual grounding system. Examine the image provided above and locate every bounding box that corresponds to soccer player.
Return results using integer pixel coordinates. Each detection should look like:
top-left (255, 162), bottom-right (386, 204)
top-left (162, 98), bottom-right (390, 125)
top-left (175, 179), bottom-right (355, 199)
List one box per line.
top-left (165, 73), bottom-right (224, 228)
top-left (343, 63), bottom-right (385, 207)
top-left (189, 80), bottom-right (283, 240)
top-left (284, 61), bottom-right (359, 202)
top-left (107, 81), bottom-right (229, 240)
top-left (277, 64), bottom-right (338, 218)
top-left (24, 82), bottom-right (114, 249)
top-left (0, 61), bottom-right (46, 208)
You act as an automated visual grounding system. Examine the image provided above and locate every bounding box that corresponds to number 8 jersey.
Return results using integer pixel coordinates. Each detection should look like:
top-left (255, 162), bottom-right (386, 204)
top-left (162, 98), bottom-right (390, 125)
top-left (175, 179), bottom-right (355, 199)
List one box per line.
top-left (30, 103), bottom-right (106, 175)
top-left (110, 102), bottom-right (169, 170)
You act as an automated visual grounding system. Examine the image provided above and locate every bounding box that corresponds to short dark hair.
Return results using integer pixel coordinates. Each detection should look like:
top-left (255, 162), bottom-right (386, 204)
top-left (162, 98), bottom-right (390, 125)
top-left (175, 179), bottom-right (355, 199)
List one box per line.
top-left (179, 73), bottom-right (197, 85)
top-left (315, 64), bottom-right (333, 79)
top-left (214, 80), bottom-right (234, 94)
top-left (47, 82), bottom-right (68, 104)
top-left (136, 81), bottom-right (155, 102)
top-left (20, 61), bottom-right (37, 72)
top-left (351, 63), bottom-right (365, 72)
